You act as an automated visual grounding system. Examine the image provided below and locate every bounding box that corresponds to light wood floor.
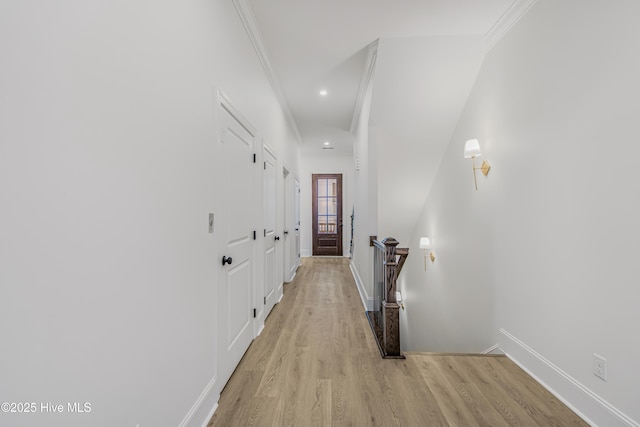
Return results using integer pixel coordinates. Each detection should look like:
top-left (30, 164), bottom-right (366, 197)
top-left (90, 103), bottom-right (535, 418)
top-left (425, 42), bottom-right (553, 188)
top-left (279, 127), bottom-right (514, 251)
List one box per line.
top-left (208, 257), bottom-right (587, 427)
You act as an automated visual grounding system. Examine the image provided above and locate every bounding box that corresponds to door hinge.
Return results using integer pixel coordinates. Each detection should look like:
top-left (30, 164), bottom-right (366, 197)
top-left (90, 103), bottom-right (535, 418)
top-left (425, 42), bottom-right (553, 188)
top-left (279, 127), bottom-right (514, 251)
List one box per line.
top-left (253, 153), bottom-right (256, 163)
top-left (253, 308), bottom-right (257, 318)
top-left (253, 230), bottom-right (257, 240)
top-left (264, 297), bottom-right (266, 305)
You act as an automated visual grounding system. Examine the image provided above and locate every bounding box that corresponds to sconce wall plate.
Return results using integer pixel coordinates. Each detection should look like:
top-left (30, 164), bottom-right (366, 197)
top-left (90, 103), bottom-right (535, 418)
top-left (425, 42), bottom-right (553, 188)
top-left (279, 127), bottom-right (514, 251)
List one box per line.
top-left (480, 160), bottom-right (491, 176)
top-left (429, 251), bottom-right (436, 262)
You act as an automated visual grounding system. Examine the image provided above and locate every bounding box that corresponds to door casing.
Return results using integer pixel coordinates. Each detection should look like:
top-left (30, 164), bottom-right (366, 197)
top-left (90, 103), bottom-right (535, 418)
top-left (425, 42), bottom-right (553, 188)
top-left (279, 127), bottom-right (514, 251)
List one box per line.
top-left (312, 173), bottom-right (343, 256)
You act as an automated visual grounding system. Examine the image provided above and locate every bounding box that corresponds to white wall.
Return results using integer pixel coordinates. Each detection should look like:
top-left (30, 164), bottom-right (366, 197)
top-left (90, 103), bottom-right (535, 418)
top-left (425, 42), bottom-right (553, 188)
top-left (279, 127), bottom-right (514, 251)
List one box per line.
top-left (299, 149), bottom-right (353, 258)
top-left (402, 0), bottom-right (640, 425)
top-left (0, 1), bottom-right (298, 427)
top-left (350, 82), bottom-right (378, 310)
top-left (372, 36), bottom-right (486, 245)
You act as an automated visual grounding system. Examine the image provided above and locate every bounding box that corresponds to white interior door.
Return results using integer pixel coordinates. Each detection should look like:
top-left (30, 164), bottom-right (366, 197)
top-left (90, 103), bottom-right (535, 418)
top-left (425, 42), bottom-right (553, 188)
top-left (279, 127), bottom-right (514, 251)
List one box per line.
top-left (294, 177), bottom-right (301, 269)
top-left (282, 167), bottom-right (291, 282)
top-left (218, 100), bottom-right (255, 389)
top-left (263, 146), bottom-right (277, 317)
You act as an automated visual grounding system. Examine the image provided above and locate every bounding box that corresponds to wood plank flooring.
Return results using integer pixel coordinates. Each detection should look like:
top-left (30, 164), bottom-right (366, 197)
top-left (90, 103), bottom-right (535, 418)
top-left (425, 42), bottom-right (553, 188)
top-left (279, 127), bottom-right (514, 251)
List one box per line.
top-left (208, 257), bottom-right (587, 427)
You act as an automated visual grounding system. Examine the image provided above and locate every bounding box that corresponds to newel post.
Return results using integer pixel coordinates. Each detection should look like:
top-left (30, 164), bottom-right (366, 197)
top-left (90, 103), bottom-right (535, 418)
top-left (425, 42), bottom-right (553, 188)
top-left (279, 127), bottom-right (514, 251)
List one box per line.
top-left (382, 237), bottom-right (401, 357)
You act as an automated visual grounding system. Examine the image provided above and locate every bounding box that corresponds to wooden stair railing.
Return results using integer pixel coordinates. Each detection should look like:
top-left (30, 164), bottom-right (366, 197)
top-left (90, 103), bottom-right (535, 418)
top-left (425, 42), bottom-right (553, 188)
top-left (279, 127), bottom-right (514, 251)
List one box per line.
top-left (366, 237), bottom-right (409, 359)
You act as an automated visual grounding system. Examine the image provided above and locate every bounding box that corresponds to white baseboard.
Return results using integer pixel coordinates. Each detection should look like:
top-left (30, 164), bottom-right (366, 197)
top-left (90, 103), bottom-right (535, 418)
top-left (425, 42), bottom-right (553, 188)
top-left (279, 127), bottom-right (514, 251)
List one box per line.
top-left (499, 328), bottom-right (639, 427)
top-left (179, 375), bottom-right (219, 427)
top-left (481, 343), bottom-right (501, 354)
top-left (286, 269), bottom-right (297, 283)
top-left (200, 403), bottom-right (218, 427)
top-left (349, 261), bottom-right (373, 311)
top-left (286, 260), bottom-right (299, 283)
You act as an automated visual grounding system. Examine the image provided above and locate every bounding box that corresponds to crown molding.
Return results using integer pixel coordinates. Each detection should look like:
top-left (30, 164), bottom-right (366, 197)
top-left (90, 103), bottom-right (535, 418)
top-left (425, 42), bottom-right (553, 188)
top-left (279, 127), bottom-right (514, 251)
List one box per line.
top-left (485, 0), bottom-right (538, 52)
top-left (350, 39), bottom-right (379, 134)
top-left (233, 0), bottom-right (304, 144)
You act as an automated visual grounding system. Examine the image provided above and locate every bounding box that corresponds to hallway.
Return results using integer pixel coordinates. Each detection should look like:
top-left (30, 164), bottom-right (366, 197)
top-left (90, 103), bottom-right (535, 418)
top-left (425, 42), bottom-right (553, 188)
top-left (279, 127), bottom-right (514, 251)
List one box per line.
top-left (208, 258), bottom-right (586, 426)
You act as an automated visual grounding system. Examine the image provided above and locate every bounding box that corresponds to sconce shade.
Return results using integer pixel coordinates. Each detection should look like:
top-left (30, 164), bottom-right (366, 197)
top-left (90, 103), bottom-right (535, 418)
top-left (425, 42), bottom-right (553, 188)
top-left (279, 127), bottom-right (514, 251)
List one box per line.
top-left (419, 237), bottom-right (431, 249)
top-left (464, 139), bottom-right (482, 158)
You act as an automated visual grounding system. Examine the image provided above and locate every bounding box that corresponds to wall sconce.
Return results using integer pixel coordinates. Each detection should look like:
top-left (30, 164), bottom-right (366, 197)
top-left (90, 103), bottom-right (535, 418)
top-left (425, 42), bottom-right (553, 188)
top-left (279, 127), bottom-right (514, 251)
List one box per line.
top-left (395, 291), bottom-right (405, 310)
top-left (419, 237), bottom-right (435, 270)
top-left (464, 138), bottom-right (491, 191)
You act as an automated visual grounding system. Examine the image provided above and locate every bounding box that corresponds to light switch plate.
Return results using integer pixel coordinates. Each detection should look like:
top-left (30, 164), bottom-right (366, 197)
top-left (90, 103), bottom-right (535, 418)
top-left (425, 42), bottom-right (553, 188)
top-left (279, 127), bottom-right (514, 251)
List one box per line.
top-left (209, 213), bottom-right (214, 233)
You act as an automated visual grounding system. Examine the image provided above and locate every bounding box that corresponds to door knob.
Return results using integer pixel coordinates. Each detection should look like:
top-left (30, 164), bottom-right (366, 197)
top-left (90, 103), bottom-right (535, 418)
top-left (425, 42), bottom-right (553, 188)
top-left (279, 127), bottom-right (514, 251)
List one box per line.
top-left (222, 256), bottom-right (233, 266)
top-left (274, 236), bottom-right (280, 241)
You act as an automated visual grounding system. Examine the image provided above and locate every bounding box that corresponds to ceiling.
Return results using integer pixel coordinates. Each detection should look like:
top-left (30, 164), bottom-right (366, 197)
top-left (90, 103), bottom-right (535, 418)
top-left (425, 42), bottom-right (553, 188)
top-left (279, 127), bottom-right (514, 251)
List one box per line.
top-left (246, 0), bottom-right (517, 153)
top-left (242, 0), bottom-right (531, 243)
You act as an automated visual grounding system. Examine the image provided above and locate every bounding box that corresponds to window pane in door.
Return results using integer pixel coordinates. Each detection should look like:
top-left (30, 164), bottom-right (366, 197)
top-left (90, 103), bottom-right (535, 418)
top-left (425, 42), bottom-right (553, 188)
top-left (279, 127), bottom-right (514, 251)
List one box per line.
top-left (318, 216), bottom-right (328, 233)
top-left (318, 198), bottom-right (328, 216)
top-left (328, 197), bottom-right (337, 215)
top-left (318, 179), bottom-right (328, 197)
top-left (328, 179), bottom-right (337, 196)
top-left (327, 215), bottom-right (337, 233)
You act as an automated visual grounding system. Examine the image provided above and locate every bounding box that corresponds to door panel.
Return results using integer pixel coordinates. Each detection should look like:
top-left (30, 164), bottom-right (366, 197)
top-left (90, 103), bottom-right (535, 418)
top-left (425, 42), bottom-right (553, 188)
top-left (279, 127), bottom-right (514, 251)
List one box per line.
top-left (263, 147), bottom-right (277, 317)
top-left (312, 174), bottom-right (342, 256)
top-left (282, 168), bottom-right (291, 282)
top-left (218, 101), bottom-right (255, 389)
top-left (227, 260), bottom-right (250, 345)
top-left (294, 177), bottom-right (300, 269)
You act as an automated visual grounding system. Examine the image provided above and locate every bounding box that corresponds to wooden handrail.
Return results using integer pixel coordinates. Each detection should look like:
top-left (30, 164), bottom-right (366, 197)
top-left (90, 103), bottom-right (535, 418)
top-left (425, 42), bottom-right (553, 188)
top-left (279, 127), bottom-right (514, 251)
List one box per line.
top-left (365, 237), bottom-right (409, 359)
top-left (396, 248), bottom-right (409, 278)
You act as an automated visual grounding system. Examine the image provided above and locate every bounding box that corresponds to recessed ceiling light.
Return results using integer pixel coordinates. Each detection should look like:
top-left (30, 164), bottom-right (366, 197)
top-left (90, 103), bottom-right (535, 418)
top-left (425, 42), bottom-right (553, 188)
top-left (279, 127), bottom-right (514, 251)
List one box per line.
top-left (323, 141), bottom-right (330, 146)
top-left (319, 90), bottom-right (328, 96)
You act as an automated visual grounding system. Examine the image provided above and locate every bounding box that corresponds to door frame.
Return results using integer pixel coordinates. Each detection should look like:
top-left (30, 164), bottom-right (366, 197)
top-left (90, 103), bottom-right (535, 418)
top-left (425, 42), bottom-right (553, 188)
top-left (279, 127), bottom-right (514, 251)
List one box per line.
top-left (282, 166), bottom-right (291, 282)
top-left (262, 143), bottom-right (278, 320)
top-left (294, 176), bottom-right (301, 270)
top-left (215, 89), bottom-right (257, 392)
top-left (312, 173), bottom-right (343, 256)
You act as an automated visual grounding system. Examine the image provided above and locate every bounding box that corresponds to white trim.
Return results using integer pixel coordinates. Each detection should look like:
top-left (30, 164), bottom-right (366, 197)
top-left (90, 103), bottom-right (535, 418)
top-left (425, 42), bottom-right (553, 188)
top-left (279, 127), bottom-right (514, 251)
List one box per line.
top-left (499, 328), bottom-right (639, 427)
top-left (218, 89), bottom-right (257, 137)
top-left (178, 375), bottom-right (219, 427)
top-left (350, 40), bottom-right (379, 134)
top-left (349, 260), bottom-right (373, 311)
top-left (256, 322), bottom-right (265, 337)
top-left (232, 0), bottom-right (303, 145)
top-left (263, 139), bottom-right (277, 160)
top-left (484, 0), bottom-right (538, 52)
top-left (286, 269), bottom-right (296, 283)
top-left (481, 343), bottom-right (501, 354)
top-left (287, 257), bottom-right (300, 282)
top-left (200, 403), bottom-right (218, 427)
